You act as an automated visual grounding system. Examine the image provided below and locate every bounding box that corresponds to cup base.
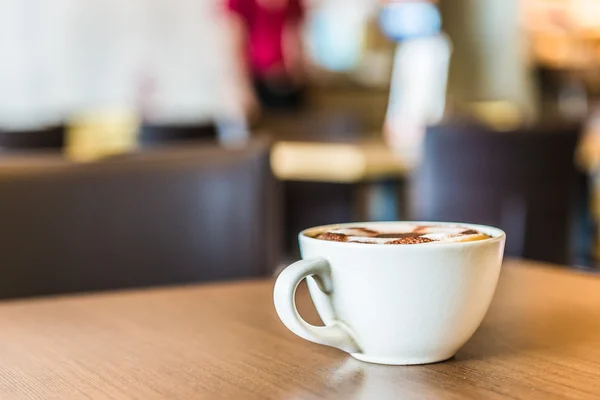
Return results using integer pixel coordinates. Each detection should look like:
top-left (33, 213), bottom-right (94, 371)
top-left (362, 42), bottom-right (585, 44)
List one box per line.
top-left (350, 352), bottom-right (455, 365)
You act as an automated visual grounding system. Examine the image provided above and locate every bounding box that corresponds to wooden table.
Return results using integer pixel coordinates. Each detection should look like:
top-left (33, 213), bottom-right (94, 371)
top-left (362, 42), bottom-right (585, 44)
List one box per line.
top-left (0, 260), bottom-right (599, 399)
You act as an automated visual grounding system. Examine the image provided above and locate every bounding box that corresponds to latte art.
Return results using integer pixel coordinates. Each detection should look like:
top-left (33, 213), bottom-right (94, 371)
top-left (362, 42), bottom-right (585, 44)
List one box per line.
top-left (311, 223), bottom-right (491, 244)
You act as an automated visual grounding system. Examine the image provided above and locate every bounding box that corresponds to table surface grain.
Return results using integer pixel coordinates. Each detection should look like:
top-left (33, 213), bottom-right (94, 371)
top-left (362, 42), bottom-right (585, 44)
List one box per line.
top-left (0, 259), bottom-right (599, 399)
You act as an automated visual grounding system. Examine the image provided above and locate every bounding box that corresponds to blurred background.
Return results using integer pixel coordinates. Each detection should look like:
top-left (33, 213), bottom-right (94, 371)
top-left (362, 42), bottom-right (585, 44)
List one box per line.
top-left (1, 0), bottom-right (600, 298)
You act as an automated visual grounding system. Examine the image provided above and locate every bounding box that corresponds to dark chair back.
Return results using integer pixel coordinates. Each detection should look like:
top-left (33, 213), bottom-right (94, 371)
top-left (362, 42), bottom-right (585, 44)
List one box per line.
top-left (0, 139), bottom-right (280, 299)
top-left (0, 125), bottom-right (65, 150)
top-left (412, 121), bottom-right (584, 264)
top-left (139, 123), bottom-right (218, 147)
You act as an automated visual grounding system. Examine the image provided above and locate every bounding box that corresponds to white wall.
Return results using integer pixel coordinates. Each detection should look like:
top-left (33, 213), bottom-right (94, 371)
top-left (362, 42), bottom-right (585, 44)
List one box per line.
top-left (0, 0), bottom-right (239, 129)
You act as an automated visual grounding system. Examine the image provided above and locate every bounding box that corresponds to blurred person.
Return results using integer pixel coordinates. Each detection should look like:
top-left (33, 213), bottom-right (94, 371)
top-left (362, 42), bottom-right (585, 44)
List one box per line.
top-left (380, 0), bottom-right (451, 165)
top-left (225, 0), bottom-right (306, 114)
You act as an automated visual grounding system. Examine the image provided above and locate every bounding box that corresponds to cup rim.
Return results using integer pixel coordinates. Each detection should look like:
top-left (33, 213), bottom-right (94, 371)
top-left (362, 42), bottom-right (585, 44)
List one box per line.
top-left (299, 221), bottom-right (506, 249)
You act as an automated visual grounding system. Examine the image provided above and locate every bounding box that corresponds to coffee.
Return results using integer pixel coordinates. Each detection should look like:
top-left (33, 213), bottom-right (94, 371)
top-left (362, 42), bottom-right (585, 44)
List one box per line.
top-left (276, 221), bottom-right (506, 365)
top-left (310, 223), bottom-right (491, 244)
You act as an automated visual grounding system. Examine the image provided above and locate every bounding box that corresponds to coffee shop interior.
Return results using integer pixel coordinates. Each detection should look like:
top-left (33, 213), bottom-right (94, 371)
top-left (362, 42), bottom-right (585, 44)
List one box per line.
top-left (1, 0), bottom-right (600, 398)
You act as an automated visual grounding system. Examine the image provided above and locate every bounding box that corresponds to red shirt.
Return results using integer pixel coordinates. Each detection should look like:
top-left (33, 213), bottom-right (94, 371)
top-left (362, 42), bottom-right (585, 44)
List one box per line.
top-left (226, 0), bottom-right (304, 76)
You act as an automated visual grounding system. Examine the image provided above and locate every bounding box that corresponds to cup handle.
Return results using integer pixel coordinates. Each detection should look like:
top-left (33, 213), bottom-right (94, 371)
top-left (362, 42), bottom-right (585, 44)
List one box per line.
top-left (273, 258), bottom-right (360, 353)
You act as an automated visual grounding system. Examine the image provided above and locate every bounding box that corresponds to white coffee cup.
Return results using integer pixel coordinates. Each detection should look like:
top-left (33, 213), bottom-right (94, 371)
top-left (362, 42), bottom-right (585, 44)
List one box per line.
top-left (274, 221), bottom-right (506, 365)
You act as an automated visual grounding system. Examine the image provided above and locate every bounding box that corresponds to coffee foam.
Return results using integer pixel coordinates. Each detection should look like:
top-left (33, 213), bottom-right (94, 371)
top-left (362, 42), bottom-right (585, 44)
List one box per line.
top-left (312, 223), bottom-right (491, 244)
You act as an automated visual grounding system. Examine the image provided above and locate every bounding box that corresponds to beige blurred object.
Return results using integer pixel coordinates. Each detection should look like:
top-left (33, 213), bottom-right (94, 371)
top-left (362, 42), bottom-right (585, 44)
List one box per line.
top-left (530, 31), bottom-right (600, 69)
top-left (525, 0), bottom-right (600, 70)
top-left (441, 0), bottom-right (538, 121)
top-left (588, 165), bottom-right (600, 260)
top-left (575, 105), bottom-right (600, 171)
top-left (66, 110), bottom-right (139, 162)
top-left (576, 129), bottom-right (600, 172)
top-left (352, 16), bottom-right (395, 88)
top-left (576, 114), bottom-right (600, 260)
top-left (524, 0), bottom-right (600, 33)
top-left (271, 139), bottom-right (409, 183)
top-left (591, 174), bottom-right (600, 260)
top-left (467, 101), bottom-right (524, 131)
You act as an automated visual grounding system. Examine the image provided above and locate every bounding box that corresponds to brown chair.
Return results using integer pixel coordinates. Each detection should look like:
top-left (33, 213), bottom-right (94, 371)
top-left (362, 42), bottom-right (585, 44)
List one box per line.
top-left (0, 125), bottom-right (65, 150)
top-left (412, 120), bottom-right (586, 264)
top-left (0, 139), bottom-right (281, 299)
